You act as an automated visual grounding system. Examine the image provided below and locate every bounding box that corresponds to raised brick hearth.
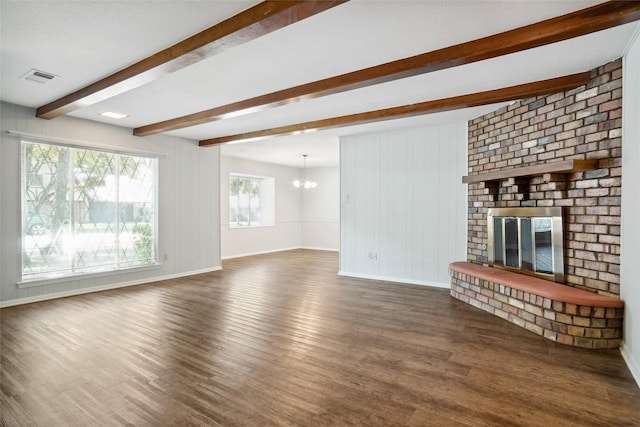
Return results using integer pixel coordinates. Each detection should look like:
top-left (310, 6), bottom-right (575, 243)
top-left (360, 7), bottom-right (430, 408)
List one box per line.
top-left (452, 59), bottom-right (625, 347)
top-left (450, 262), bottom-right (623, 349)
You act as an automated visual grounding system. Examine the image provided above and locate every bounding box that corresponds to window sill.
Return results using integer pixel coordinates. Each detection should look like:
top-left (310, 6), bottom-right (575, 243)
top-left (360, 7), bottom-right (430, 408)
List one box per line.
top-left (17, 263), bottom-right (162, 289)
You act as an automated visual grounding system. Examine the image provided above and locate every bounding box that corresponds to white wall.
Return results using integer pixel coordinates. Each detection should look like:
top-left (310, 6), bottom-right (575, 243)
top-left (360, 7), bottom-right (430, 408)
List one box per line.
top-left (220, 155), bottom-right (302, 258)
top-left (339, 122), bottom-right (468, 287)
top-left (220, 156), bottom-right (340, 258)
top-left (621, 29), bottom-right (640, 385)
top-left (301, 166), bottom-right (340, 250)
top-left (0, 102), bottom-right (221, 306)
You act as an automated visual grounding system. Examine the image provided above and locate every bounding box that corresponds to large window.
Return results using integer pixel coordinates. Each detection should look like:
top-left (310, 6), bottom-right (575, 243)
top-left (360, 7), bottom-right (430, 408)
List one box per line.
top-left (229, 174), bottom-right (274, 228)
top-left (21, 140), bottom-right (158, 282)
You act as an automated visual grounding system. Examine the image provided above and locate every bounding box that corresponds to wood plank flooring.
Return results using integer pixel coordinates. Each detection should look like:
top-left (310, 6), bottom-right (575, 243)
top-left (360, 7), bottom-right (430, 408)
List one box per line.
top-left (1, 249), bottom-right (639, 426)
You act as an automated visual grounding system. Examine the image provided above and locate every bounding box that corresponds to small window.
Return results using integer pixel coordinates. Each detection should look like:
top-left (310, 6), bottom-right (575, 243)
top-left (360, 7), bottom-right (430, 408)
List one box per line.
top-left (21, 140), bottom-right (158, 282)
top-left (229, 174), bottom-right (274, 228)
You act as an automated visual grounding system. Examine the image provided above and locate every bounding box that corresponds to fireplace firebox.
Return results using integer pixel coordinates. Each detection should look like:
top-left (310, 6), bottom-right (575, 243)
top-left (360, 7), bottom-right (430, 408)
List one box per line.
top-left (487, 207), bottom-right (564, 283)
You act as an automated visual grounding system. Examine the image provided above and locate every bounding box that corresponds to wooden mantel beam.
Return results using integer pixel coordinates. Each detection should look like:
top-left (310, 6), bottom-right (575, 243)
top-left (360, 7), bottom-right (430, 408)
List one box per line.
top-left (35, 1), bottom-right (348, 120)
top-left (198, 72), bottom-right (590, 146)
top-left (137, 1), bottom-right (640, 137)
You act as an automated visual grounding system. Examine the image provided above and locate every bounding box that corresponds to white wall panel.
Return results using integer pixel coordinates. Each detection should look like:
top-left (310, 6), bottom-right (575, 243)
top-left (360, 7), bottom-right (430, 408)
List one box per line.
top-left (339, 122), bottom-right (467, 287)
top-left (621, 31), bottom-right (640, 386)
top-left (301, 166), bottom-right (339, 250)
top-left (0, 102), bottom-right (221, 306)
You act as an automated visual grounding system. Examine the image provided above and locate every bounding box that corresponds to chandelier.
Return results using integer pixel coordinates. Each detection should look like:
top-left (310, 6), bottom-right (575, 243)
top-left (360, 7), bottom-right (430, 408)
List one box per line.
top-left (293, 154), bottom-right (317, 189)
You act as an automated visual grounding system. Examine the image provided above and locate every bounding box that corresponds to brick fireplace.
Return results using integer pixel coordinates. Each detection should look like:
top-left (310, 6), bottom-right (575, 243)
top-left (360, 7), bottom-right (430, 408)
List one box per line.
top-left (450, 58), bottom-right (624, 348)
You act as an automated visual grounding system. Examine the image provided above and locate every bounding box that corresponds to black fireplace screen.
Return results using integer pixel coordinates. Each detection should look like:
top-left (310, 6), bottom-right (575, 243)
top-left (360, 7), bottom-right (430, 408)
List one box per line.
top-left (487, 207), bottom-right (564, 283)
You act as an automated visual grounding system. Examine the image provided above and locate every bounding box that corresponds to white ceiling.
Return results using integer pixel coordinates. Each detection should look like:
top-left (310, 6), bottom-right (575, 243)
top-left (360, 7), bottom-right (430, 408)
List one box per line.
top-left (1, 0), bottom-right (638, 168)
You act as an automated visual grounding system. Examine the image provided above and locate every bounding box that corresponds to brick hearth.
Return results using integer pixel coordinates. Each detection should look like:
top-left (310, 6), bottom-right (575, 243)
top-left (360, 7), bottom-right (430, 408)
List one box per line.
top-left (450, 262), bottom-right (623, 349)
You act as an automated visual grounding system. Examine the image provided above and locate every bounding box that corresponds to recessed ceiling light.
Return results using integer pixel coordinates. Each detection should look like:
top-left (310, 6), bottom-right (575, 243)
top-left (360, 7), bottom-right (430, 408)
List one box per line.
top-left (100, 112), bottom-right (128, 119)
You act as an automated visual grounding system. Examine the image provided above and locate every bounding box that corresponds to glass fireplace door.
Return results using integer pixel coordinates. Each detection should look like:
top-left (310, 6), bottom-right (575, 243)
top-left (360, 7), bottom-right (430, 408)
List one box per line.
top-left (487, 207), bottom-right (564, 283)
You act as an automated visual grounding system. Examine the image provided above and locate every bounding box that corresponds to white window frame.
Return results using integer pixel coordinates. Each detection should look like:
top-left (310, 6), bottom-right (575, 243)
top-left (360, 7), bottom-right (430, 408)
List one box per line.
top-left (229, 173), bottom-right (274, 229)
top-left (18, 138), bottom-right (160, 286)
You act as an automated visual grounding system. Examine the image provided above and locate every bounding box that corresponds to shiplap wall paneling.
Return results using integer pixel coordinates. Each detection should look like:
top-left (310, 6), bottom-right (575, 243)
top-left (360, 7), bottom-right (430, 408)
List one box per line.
top-left (340, 136), bottom-right (380, 276)
top-left (1, 104), bottom-right (24, 302)
top-left (441, 122), bottom-right (469, 284)
top-left (340, 138), bottom-right (368, 274)
top-left (339, 140), bottom-right (355, 273)
top-left (339, 123), bottom-right (467, 287)
top-left (621, 32), bottom-right (640, 385)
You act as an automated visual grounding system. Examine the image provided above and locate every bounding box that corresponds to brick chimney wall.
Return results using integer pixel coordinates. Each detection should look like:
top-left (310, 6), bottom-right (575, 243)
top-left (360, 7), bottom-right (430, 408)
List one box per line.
top-left (466, 59), bottom-right (622, 297)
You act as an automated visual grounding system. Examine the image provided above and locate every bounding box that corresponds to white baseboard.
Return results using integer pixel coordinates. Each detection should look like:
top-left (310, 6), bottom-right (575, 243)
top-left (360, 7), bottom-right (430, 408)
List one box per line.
top-left (0, 266), bottom-right (222, 308)
top-left (222, 247), bottom-right (339, 260)
top-left (338, 271), bottom-right (450, 289)
top-left (620, 342), bottom-right (640, 388)
top-left (221, 247), bottom-right (301, 260)
top-left (300, 246), bottom-right (339, 252)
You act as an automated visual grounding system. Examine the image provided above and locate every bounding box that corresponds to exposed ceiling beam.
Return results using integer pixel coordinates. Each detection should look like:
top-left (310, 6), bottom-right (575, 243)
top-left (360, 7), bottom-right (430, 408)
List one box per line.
top-left (137, 1), bottom-right (640, 137)
top-left (199, 72), bottom-right (590, 146)
top-left (35, 0), bottom-right (348, 120)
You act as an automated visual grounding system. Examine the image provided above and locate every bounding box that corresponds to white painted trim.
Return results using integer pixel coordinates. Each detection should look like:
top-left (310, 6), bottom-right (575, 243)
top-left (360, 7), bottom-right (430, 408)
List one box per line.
top-left (338, 271), bottom-right (451, 289)
top-left (222, 247), bottom-right (337, 260)
top-left (623, 22), bottom-right (640, 56)
top-left (621, 342), bottom-right (640, 388)
top-left (0, 266), bottom-right (222, 308)
top-left (18, 264), bottom-right (163, 288)
top-left (300, 246), bottom-right (339, 252)
top-left (221, 247), bottom-right (300, 260)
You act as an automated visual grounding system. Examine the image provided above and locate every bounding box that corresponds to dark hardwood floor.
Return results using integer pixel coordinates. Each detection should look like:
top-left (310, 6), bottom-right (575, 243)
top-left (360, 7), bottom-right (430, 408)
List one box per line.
top-left (1, 249), bottom-right (639, 426)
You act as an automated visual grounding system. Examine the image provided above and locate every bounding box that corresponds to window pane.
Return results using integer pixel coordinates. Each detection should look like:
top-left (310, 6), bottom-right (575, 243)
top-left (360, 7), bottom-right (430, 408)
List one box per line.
top-left (74, 148), bottom-right (117, 272)
top-left (229, 174), bottom-right (270, 228)
top-left (22, 141), bottom-right (157, 281)
top-left (117, 154), bottom-right (156, 268)
top-left (22, 143), bottom-right (71, 278)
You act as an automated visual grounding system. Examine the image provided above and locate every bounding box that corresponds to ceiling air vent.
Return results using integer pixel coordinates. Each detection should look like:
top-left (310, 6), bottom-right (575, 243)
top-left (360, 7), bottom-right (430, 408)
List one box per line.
top-left (22, 69), bottom-right (58, 84)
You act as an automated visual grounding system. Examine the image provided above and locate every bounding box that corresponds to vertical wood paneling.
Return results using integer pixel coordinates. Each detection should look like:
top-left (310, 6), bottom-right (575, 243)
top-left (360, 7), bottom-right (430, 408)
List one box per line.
top-left (0, 102), bottom-right (221, 306)
top-left (621, 33), bottom-right (640, 385)
top-left (410, 131), bottom-right (426, 280)
top-left (159, 138), bottom-right (176, 273)
top-left (0, 104), bottom-right (21, 302)
top-left (340, 141), bottom-right (356, 271)
top-left (340, 123), bottom-right (467, 287)
top-left (454, 123), bottom-right (469, 282)
top-left (367, 138), bottom-right (379, 275)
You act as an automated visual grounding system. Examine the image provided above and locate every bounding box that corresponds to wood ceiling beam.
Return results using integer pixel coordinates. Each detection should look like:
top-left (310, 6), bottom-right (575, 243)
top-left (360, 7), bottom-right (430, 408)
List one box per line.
top-left (137, 1), bottom-right (640, 137)
top-left (35, 1), bottom-right (348, 120)
top-left (199, 72), bottom-right (590, 146)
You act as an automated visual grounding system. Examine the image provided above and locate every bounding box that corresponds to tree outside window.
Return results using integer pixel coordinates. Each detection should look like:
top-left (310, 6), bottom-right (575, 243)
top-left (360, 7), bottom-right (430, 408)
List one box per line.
top-left (21, 140), bottom-right (158, 281)
top-left (229, 174), bottom-right (274, 228)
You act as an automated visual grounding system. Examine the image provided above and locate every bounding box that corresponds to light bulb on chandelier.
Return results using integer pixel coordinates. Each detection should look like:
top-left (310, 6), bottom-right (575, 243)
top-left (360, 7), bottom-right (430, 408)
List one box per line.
top-left (293, 154), bottom-right (317, 189)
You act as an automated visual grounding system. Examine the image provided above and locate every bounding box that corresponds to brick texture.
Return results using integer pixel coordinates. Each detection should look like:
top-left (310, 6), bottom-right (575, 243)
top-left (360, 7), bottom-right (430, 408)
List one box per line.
top-left (466, 59), bottom-right (622, 297)
top-left (450, 268), bottom-right (623, 349)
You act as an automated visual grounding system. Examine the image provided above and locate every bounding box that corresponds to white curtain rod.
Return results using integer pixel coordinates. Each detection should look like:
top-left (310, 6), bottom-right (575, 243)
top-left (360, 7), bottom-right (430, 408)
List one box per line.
top-left (5, 130), bottom-right (168, 158)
